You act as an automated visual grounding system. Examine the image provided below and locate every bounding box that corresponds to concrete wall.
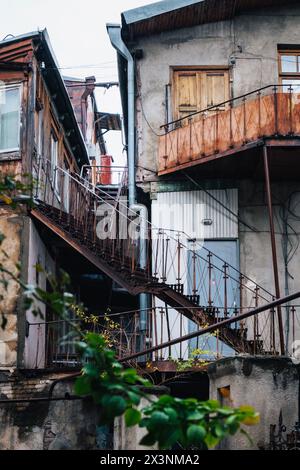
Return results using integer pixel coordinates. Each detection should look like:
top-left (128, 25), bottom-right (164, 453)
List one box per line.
top-left (114, 396), bottom-right (158, 450)
top-left (238, 179), bottom-right (300, 352)
top-left (208, 357), bottom-right (299, 450)
top-left (133, 3), bottom-right (300, 181)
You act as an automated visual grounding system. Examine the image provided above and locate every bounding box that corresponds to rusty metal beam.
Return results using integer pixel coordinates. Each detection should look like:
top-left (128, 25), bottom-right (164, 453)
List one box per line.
top-left (120, 290), bottom-right (300, 363)
top-left (158, 140), bottom-right (265, 176)
top-left (263, 146), bottom-right (285, 355)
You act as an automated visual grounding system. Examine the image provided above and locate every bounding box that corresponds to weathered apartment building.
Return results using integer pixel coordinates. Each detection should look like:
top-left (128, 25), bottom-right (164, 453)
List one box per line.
top-left (106, 0), bottom-right (300, 449)
top-left (0, 0), bottom-right (300, 451)
top-left (0, 29), bottom-right (124, 449)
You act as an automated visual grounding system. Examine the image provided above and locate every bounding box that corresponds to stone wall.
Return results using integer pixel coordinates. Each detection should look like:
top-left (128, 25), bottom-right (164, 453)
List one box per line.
top-left (0, 209), bottom-right (23, 368)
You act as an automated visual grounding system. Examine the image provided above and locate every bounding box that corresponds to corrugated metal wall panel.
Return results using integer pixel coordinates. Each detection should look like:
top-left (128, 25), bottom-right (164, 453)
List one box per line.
top-left (152, 189), bottom-right (238, 239)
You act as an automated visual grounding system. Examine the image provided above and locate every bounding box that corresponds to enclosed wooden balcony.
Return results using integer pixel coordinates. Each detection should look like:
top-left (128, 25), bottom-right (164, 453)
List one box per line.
top-left (158, 85), bottom-right (300, 179)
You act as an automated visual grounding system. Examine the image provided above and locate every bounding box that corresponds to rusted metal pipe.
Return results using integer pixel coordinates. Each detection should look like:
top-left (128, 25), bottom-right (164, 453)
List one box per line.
top-left (263, 145), bottom-right (285, 355)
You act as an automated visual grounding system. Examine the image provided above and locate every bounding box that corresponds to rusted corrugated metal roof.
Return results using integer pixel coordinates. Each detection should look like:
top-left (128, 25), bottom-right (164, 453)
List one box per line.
top-left (122, 0), bottom-right (300, 39)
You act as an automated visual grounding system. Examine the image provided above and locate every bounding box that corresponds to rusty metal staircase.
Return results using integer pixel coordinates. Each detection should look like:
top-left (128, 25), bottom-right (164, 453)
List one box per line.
top-left (30, 159), bottom-right (277, 355)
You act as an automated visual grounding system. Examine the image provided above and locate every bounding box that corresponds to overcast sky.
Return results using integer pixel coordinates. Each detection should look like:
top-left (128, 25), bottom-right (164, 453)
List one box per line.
top-left (0, 0), bottom-right (152, 165)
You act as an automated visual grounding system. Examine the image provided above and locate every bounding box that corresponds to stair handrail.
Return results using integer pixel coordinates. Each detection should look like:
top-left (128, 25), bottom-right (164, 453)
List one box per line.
top-left (159, 227), bottom-right (274, 299)
top-left (34, 157), bottom-right (275, 305)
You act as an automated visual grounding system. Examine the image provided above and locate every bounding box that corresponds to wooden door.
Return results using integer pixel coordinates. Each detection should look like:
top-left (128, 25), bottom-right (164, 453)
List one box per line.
top-left (174, 71), bottom-right (199, 120)
top-left (203, 72), bottom-right (229, 109)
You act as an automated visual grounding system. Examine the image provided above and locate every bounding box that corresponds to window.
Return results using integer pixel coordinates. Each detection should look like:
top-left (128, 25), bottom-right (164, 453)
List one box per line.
top-left (63, 157), bottom-right (70, 213)
top-left (172, 69), bottom-right (229, 121)
top-left (0, 85), bottom-right (21, 153)
top-left (218, 386), bottom-right (232, 407)
top-left (50, 132), bottom-right (59, 193)
top-left (37, 108), bottom-right (44, 158)
top-left (279, 50), bottom-right (300, 92)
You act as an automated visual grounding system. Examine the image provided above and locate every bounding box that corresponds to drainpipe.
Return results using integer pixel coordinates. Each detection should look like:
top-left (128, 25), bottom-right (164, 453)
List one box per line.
top-left (107, 24), bottom-right (149, 353)
top-left (106, 24), bottom-right (135, 206)
top-left (130, 203), bottom-right (148, 349)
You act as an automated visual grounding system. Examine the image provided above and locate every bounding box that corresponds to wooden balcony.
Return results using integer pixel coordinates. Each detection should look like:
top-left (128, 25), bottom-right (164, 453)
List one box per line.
top-left (158, 85), bottom-right (300, 179)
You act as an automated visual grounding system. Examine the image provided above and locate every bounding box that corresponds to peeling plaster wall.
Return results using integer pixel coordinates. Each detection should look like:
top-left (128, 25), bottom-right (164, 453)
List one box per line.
top-left (0, 209), bottom-right (23, 368)
top-left (208, 357), bottom-right (299, 450)
top-left (0, 373), bottom-right (104, 450)
top-left (0, 212), bottom-right (56, 369)
top-left (114, 396), bottom-right (158, 450)
top-left (238, 180), bottom-right (300, 350)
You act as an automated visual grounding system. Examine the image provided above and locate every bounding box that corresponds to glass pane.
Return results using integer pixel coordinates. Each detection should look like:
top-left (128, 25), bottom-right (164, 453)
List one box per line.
top-left (281, 55), bottom-right (298, 73)
top-left (282, 79), bottom-right (300, 93)
top-left (0, 87), bottom-right (20, 152)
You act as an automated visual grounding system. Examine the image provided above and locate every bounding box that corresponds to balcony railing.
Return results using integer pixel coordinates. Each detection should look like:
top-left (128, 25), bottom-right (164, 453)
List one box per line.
top-left (26, 302), bottom-right (300, 369)
top-left (158, 84), bottom-right (300, 175)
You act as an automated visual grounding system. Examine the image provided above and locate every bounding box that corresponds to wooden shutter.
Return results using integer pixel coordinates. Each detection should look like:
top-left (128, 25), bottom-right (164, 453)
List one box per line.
top-left (174, 72), bottom-right (199, 120)
top-left (203, 72), bottom-right (229, 109)
top-left (173, 69), bottom-right (229, 120)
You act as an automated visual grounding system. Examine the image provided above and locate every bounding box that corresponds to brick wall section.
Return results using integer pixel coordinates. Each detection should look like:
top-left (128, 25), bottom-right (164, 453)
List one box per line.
top-left (0, 370), bottom-right (76, 401)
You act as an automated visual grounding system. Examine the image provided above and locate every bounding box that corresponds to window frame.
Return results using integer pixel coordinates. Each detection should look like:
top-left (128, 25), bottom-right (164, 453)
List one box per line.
top-left (278, 49), bottom-right (300, 89)
top-left (0, 83), bottom-right (22, 154)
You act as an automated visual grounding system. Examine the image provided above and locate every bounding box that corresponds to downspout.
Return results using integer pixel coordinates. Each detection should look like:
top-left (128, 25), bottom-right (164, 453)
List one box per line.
top-left (107, 24), bottom-right (149, 352)
top-left (106, 24), bottom-right (135, 206)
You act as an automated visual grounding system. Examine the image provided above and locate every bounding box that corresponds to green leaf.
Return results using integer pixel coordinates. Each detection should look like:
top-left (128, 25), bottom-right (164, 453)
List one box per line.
top-left (228, 421), bottom-right (240, 435)
top-left (187, 424), bottom-right (206, 446)
top-left (147, 411), bottom-right (169, 430)
top-left (82, 363), bottom-right (99, 378)
top-left (123, 369), bottom-right (140, 384)
top-left (187, 410), bottom-right (206, 421)
top-left (204, 432), bottom-right (220, 449)
top-left (125, 408), bottom-right (141, 427)
top-left (157, 395), bottom-right (174, 406)
top-left (139, 433), bottom-right (157, 447)
top-left (127, 390), bottom-right (141, 406)
top-left (74, 376), bottom-right (91, 396)
top-left (217, 407), bottom-right (234, 416)
top-left (164, 407), bottom-right (178, 422)
top-left (226, 414), bottom-right (238, 425)
top-left (102, 395), bottom-right (127, 417)
top-left (205, 399), bottom-right (220, 410)
top-left (161, 428), bottom-right (181, 449)
top-left (214, 422), bottom-right (226, 439)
